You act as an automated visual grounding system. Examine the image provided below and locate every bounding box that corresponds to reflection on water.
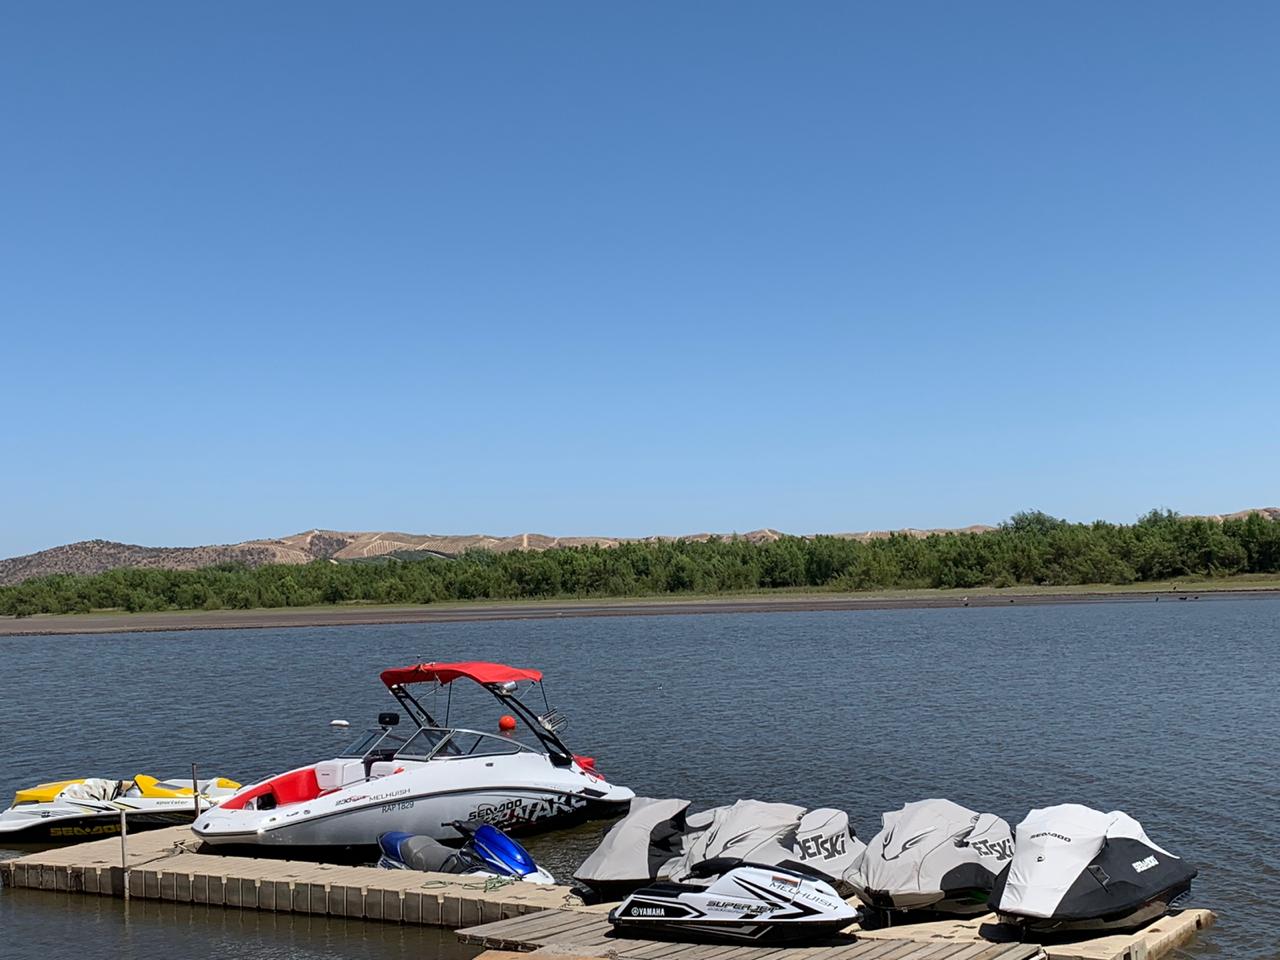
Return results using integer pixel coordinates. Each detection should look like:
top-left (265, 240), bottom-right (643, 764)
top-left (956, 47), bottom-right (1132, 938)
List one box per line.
top-left (3, 596), bottom-right (1278, 958)
top-left (0, 885), bottom-right (478, 960)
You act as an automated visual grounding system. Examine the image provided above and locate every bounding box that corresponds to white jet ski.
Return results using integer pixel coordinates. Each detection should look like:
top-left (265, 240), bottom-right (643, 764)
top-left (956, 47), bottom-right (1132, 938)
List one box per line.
top-left (610, 858), bottom-right (858, 944)
top-left (0, 775), bottom-right (241, 845)
top-left (192, 660), bottom-right (634, 858)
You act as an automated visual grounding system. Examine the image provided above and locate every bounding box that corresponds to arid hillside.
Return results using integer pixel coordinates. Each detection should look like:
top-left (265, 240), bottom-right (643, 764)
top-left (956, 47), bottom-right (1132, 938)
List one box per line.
top-left (2, 509), bottom-right (1274, 587)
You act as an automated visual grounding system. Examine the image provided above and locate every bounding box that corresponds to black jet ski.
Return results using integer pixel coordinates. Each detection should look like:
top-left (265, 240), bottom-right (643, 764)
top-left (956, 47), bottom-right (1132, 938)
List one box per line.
top-left (609, 858), bottom-right (858, 944)
top-left (990, 804), bottom-right (1196, 935)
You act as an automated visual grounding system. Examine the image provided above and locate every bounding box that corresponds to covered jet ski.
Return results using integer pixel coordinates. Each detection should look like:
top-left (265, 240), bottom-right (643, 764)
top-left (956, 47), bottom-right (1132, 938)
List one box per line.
top-left (377, 820), bottom-right (555, 883)
top-left (193, 661), bottom-right (633, 858)
top-left (0, 774), bottom-right (241, 845)
top-left (990, 804), bottom-right (1196, 934)
top-left (610, 858), bottom-right (858, 944)
top-left (576, 798), bottom-right (864, 901)
top-left (847, 798), bottom-right (1013, 918)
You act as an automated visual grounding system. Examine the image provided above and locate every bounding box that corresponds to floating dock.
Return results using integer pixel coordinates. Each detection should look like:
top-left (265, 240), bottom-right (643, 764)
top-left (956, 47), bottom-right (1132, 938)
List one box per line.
top-left (456, 906), bottom-right (1215, 960)
top-left (0, 825), bottom-right (573, 925)
top-left (1, 826), bottom-right (1215, 960)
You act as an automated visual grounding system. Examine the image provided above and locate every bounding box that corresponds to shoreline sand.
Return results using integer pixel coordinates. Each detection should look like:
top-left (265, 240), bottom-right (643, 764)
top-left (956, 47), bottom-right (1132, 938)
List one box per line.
top-left (2, 584), bottom-right (1278, 636)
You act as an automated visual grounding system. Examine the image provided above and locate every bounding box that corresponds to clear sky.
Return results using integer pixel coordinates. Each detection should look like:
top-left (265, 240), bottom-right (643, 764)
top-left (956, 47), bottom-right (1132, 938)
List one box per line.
top-left (3, 2), bottom-right (1277, 558)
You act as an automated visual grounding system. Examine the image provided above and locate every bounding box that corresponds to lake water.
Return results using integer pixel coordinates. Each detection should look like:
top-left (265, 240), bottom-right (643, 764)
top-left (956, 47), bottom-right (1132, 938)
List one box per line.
top-left (3, 596), bottom-right (1276, 959)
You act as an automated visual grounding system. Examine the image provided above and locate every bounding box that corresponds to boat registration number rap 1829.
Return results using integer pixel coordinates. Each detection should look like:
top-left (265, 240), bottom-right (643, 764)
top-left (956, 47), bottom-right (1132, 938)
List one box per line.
top-left (381, 800), bottom-right (415, 813)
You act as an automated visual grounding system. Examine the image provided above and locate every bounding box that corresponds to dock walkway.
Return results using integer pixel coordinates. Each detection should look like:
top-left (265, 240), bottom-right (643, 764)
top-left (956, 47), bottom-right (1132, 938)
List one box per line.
top-left (2, 827), bottom-right (1215, 960)
top-left (0, 825), bottom-right (572, 926)
top-left (456, 907), bottom-right (1215, 960)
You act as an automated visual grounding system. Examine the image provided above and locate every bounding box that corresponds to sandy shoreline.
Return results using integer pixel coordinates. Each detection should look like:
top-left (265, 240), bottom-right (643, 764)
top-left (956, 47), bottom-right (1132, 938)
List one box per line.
top-left (2, 586), bottom-right (1277, 636)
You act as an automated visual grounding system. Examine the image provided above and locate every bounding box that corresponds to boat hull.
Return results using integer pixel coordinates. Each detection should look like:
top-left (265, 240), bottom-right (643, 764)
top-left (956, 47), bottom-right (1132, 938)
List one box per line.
top-left (194, 785), bottom-right (629, 857)
top-left (0, 808), bottom-right (198, 846)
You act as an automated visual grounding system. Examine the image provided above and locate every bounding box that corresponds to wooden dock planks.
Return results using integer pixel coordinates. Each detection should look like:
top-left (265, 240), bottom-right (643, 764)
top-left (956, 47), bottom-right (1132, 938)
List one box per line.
top-left (456, 911), bottom-right (1044, 960)
top-left (455, 906), bottom-right (1215, 960)
top-left (849, 910), bottom-right (1216, 960)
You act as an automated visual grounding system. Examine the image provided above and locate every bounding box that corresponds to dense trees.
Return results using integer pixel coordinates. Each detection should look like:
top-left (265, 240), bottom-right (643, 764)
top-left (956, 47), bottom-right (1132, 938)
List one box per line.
top-left (3, 510), bottom-right (1279, 617)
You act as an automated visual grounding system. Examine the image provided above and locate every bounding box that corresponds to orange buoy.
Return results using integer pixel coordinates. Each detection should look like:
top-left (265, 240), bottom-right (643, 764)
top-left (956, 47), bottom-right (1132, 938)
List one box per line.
top-left (498, 714), bottom-right (517, 732)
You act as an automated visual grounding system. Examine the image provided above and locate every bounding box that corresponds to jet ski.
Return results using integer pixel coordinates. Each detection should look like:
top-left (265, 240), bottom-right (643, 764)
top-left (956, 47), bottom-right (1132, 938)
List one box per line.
top-left (193, 661), bottom-right (634, 858)
top-left (610, 858), bottom-right (858, 944)
top-left (377, 819), bottom-right (555, 883)
top-left (847, 798), bottom-right (1014, 919)
top-left (990, 804), bottom-right (1196, 935)
top-left (576, 797), bottom-right (864, 901)
top-left (0, 774), bottom-right (241, 845)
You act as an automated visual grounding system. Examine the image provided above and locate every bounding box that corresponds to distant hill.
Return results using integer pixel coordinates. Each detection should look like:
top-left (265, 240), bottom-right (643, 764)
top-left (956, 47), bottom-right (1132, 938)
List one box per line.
top-left (1, 509), bottom-right (1275, 587)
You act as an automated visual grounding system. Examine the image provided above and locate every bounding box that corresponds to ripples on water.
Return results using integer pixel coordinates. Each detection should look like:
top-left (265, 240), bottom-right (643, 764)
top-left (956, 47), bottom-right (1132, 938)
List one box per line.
top-left (2, 597), bottom-right (1276, 959)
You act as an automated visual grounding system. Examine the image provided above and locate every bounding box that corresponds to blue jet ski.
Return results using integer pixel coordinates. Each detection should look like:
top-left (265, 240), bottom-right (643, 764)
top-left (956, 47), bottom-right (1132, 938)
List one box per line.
top-left (377, 819), bottom-right (556, 884)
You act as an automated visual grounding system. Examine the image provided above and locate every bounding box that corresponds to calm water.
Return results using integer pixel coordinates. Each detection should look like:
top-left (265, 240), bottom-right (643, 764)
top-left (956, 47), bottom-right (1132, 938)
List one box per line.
top-left (2, 597), bottom-right (1277, 960)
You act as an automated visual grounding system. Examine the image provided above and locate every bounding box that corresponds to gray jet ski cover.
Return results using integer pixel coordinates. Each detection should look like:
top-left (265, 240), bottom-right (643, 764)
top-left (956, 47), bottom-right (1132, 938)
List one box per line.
top-left (574, 797), bottom-right (693, 886)
top-left (847, 798), bottom-right (1013, 914)
top-left (575, 798), bottom-right (865, 893)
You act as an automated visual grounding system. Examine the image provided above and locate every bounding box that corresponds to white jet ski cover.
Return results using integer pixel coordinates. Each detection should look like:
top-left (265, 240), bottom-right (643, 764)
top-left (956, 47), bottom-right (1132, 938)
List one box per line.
top-left (847, 799), bottom-right (1013, 913)
top-left (665, 800), bottom-right (809, 878)
top-left (991, 804), bottom-right (1196, 921)
top-left (57, 779), bottom-right (120, 802)
top-left (575, 799), bottom-right (865, 894)
top-left (665, 800), bottom-right (866, 892)
top-left (574, 797), bottom-right (693, 885)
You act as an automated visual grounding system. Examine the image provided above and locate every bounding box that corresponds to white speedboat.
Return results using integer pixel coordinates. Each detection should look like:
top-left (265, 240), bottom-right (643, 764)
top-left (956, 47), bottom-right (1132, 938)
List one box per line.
top-left (192, 660), bottom-right (634, 857)
top-left (0, 774), bottom-right (241, 845)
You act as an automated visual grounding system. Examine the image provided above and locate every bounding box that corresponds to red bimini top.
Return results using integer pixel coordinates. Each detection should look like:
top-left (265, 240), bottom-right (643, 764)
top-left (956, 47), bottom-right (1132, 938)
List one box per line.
top-left (380, 660), bottom-right (544, 689)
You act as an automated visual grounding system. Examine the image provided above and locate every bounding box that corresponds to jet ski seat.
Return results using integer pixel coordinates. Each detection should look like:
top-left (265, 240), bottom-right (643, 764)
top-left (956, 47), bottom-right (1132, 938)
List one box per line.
top-left (131, 775), bottom-right (194, 798)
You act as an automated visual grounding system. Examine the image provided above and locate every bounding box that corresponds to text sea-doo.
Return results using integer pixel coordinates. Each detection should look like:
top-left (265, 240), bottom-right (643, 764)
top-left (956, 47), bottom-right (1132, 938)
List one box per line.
top-left (377, 819), bottom-right (555, 883)
top-left (990, 804), bottom-right (1196, 935)
top-left (0, 774), bottom-right (241, 845)
top-left (193, 661), bottom-right (633, 857)
top-left (847, 798), bottom-right (1013, 919)
top-left (576, 798), bottom-right (864, 901)
top-left (610, 858), bottom-right (858, 944)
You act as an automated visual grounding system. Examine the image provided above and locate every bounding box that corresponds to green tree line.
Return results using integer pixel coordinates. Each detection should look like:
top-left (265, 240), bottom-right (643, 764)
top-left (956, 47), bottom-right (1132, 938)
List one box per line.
top-left (3, 510), bottom-right (1279, 617)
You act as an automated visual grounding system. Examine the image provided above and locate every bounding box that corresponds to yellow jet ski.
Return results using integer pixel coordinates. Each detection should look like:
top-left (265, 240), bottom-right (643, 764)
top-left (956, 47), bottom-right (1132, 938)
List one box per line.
top-left (1, 774), bottom-right (241, 845)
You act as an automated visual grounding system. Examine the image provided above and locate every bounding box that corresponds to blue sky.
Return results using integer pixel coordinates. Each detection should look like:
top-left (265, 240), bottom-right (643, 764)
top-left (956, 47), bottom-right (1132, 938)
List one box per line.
top-left (3, 2), bottom-right (1277, 557)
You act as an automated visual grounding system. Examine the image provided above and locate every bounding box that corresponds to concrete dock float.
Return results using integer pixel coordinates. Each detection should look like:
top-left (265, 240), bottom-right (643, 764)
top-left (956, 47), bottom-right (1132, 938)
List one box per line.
top-left (0, 825), bottom-right (575, 926)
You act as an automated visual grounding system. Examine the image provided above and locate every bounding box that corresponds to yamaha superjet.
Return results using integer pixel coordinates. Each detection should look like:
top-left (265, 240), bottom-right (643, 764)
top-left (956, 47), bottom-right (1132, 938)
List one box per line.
top-left (610, 858), bottom-right (858, 944)
top-left (192, 661), bottom-right (633, 857)
top-left (990, 804), bottom-right (1196, 934)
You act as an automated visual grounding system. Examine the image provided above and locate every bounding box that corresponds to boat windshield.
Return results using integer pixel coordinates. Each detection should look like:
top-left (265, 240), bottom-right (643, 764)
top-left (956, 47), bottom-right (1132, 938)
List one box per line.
top-left (394, 727), bottom-right (532, 761)
top-left (337, 728), bottom-right (410, 759)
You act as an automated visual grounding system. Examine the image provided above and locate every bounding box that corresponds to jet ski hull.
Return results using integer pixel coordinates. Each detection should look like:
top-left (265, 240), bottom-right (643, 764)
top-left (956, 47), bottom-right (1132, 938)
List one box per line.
top-left (609, 863), bottom-right (858, 945)
top-left (997, 878), bottom-right (1194, 935)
